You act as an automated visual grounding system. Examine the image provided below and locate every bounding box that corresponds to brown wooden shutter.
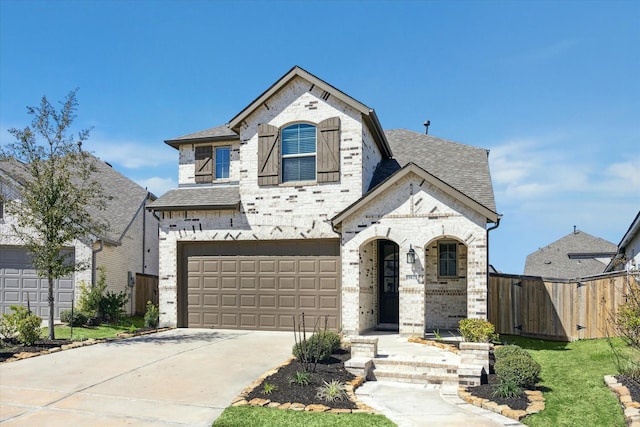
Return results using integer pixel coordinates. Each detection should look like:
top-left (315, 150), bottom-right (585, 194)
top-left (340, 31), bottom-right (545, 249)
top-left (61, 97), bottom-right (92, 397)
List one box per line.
top-left (257, 123), bottom-right (280, 186)
top-left (317, 117), bottom-right (340, 183)
top-left (195, 146), bottom-right (213, 183)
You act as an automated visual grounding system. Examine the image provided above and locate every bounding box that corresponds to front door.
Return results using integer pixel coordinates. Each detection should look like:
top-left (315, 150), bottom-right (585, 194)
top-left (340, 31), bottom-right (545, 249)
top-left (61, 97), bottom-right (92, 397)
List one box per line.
top-left (378, 240), bottom-right (399, 325)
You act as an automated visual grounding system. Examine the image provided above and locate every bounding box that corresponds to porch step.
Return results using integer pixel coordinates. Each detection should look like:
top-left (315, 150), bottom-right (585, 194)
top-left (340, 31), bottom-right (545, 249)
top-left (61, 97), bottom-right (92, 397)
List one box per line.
top-left (367, 357), bottom-right (459, 386)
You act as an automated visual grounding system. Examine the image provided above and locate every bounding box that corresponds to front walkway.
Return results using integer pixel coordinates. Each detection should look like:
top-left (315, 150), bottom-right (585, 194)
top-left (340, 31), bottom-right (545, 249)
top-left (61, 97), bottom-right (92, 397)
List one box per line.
top-left (354, 331), bottom-right (522, 426)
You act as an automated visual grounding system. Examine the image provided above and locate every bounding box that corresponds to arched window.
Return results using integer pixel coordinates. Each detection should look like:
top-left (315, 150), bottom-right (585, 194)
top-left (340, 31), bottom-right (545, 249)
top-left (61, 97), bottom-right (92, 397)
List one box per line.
top-left (281, 123), bottom-right (316, 182)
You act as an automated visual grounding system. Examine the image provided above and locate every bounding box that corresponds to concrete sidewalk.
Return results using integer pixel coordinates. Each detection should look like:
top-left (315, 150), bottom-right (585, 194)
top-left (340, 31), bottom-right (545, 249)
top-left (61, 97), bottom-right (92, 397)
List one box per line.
top-left (0, 329), bottom-right (294, 426)
top-left (356, 381), bottom-right (523, 427)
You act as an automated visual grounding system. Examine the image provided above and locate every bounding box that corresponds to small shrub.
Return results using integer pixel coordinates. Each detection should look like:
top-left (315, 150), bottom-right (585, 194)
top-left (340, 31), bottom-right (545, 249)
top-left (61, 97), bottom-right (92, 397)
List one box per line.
top-left (492, 379), bottom-right (522, 399)
top-left (494, 345), bottom-right (529, 361)
top-left (60, 310), bottom-right (88, 327)
top-left (289, 370), bottom-right (312, 386)
top-left (144, 301), bottom-right (159, 328)
top-left (495, 353), bottom-right (541, 388)
top-left (0, 305), bottom-right (31, 339)
top-left (620, 359), bottom-right (640, 380)
top-left (459, 318), bottom-right (495, 343)
top-left (99, 290), bottom-right (128, 323)
top-left (16, 313), bottom-right (42, 346)
top-left (292, 330), bottom-right (341, 362)
top-left (262, 382), bottom-right (277, 395)
top-left (76, 267), bottom-right (107, 317)
top-left (316, 380), bottom-right (347, 403)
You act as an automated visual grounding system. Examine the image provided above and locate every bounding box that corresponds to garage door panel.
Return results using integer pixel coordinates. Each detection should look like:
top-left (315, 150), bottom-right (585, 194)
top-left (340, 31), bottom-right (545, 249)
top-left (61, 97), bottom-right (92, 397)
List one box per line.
top-left (186, 251), bottom-right (340, 331)
top-left (221, 294), bottom-right (237, 307)
top-left (4, 278), bottom-right (20, 288)
top-left (278, 277), bottom-right (296, 290)
top-left (299, 277), bottom-right (318, 290)
top-left (3, 291), bottom-right (20, 303)
top-left (279, 295), bottom-right (296, 309)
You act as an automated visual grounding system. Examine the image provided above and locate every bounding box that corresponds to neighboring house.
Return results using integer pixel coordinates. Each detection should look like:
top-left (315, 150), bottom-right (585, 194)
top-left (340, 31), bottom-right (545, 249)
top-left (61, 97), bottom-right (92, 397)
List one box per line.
top-left (606, 211), bottom-right (640, 274)
top-left (148, 66), bottom-right (500, 336)
top-left (0, 156), bottom-right (159, 319)
top-left (524, 228), bottom-right (617, 280)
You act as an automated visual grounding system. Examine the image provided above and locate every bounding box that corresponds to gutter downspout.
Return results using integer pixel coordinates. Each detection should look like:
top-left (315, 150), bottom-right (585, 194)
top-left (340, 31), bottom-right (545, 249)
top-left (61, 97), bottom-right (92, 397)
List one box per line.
top-left (92, 240), bottom-right (104, 286)
top-left (486, 215), bottom-right (502, 321)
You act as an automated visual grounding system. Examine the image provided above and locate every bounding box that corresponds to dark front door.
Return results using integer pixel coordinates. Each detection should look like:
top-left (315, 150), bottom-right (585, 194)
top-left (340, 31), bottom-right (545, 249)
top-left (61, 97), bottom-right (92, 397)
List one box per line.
top-left (378, 240), bottom-right (399, 325)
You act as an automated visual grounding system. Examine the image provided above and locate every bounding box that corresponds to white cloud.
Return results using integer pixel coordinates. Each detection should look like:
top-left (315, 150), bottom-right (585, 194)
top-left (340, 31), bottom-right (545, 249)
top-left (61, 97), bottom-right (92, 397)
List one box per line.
top-left (136, 176), bottom-right (176, 197)
top-left (85, 138), bottom-right (175, 169)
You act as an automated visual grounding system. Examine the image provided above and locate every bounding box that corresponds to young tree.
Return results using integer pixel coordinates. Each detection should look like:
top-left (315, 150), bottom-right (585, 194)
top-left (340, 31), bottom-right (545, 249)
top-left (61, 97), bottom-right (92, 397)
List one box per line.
top-left (1, 90), bottom-right (106, 339)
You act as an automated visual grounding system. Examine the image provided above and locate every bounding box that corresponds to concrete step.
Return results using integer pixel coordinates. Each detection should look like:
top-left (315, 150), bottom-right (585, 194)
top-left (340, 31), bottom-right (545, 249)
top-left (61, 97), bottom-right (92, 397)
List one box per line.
top-left (368, 368), bottom-right (459, 386)
top-left (368, 357), bottom-right (459, 386)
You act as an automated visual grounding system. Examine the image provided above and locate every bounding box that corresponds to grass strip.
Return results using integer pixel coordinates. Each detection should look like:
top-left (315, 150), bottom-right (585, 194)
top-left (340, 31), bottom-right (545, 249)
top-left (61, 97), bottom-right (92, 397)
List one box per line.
top-left (503, 335), bottom-right (625, 426)
top-left (213, 406), bottom-right (396, 427)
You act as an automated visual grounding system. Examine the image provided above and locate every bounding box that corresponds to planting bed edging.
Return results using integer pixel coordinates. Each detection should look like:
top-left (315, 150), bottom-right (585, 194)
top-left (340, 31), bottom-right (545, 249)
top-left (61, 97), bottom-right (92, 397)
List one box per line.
top-left (1, 327), bottom-right (173, 363)
top-left (458, 387), bottom-right (545, 421)
top-left (231, 356), bottom-right (378, 414)
top-left (605, 375), bottom-right (640, 426)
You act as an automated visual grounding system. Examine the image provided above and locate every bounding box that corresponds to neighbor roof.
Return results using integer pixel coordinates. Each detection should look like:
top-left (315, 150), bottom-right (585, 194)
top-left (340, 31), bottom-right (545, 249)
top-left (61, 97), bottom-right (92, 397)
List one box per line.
top-left (524, 230), bottom-right (617, 279)
top-left (372, 129), bottom-right (496, 213)
top-left (1, 155), bottom-right (154, 245)
top-left (146, 185), bottom-right (240, 211)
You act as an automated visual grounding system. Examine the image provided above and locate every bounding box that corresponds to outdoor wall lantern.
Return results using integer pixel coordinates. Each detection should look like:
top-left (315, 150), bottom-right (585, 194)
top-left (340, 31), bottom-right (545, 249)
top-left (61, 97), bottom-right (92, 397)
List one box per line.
top-left (406, 245), bottom-right (416, 264)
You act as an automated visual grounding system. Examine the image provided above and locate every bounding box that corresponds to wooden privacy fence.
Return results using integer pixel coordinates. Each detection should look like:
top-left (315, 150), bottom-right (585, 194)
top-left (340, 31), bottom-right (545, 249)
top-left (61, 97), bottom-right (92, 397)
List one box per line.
top-left (135, 273), bottom-right (159, 315)
top-left (488, 272), bottom-right (631, 341)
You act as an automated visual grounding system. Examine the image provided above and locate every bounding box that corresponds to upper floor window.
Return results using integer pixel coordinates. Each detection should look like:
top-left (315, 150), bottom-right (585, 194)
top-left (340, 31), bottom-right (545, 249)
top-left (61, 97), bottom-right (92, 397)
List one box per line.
top-left (281, 123), bottom-right (316, 182)
top-left (215, 147), bottom-right (230, 179)
top-left (438, 242), bottom-right (458, 277)
top-left (195, 145), bottom-right (230, 183)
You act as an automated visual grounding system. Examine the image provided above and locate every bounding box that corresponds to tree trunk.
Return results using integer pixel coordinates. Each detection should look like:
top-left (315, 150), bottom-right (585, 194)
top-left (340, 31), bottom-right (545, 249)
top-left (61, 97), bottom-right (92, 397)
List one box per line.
top-left (48, 274), bottom-right (55, 340)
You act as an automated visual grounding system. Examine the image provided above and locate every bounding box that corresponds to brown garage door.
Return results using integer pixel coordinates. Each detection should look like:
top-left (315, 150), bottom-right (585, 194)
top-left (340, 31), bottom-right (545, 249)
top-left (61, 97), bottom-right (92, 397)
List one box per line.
top-left (187, 255), bottom-right (340, 331)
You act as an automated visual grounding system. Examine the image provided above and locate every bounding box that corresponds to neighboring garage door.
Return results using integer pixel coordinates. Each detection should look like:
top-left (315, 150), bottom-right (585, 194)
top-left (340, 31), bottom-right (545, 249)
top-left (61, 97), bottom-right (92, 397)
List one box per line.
top-left (182, 240), bottom-right (340, 331)
top-left (0, 247), bottom-right (74, 319)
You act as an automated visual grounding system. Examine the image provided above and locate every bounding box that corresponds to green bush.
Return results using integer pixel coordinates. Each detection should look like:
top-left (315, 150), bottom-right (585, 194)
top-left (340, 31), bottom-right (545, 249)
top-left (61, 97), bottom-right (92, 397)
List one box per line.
top-left (99, 290), bottom-right (128, 323)
top-left (0, 305), bottom-right (30, 339)
top-left (76, 267), bottom-right (107, 317)
top-left (60, 310), bottom-right (89, 327)
top-left (144, 301), bottom-right (159, 328)
top-left (16, 314), bottom-right (42, 346)
top-left (316, 380), bottom-right (347, 403)
top-left (292, 331), bottom-right (340, 362)
top-left (494, 344), bottom-right (529, 361)
top-left (495, 353), bottom-right (541, 388)
top-left (492, 379), bottom-right (522, 399)
top-left (459, 318), bottom-right (496, 343)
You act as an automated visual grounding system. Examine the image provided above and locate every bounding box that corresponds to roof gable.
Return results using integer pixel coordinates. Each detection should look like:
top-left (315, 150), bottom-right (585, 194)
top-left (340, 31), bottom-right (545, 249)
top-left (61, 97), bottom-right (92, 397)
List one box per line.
top-left (382, 129), bottom-right (496, 212)
top-left (228, 66), bottom-right (392, 158)
top-left (332, 162), bottom-right (499, 226)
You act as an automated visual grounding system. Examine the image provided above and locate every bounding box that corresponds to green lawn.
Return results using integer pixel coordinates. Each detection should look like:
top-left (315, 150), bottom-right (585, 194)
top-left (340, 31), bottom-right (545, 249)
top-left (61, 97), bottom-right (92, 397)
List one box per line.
top-left (502, 335), bottom-right (626, 427)
top-left (43, 316), bottom-right (146, 340)
top-left (213, 406), bottom-right (396, 427)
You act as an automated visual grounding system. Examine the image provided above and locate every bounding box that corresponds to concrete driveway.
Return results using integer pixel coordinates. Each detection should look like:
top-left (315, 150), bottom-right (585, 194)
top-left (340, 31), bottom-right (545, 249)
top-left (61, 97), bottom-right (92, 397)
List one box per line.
top-left (0, 329), bottom-right (294, 426)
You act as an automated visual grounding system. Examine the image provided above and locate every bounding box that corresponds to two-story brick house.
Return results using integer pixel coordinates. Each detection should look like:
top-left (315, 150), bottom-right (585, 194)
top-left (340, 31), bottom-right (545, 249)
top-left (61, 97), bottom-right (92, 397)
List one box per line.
top-left (149, 66), bottom-right (500, 336)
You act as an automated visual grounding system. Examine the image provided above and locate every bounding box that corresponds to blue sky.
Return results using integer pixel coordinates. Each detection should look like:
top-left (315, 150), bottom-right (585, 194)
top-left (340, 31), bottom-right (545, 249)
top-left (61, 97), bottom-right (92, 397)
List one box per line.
top-left (1, 0), bottom-right (638, 274)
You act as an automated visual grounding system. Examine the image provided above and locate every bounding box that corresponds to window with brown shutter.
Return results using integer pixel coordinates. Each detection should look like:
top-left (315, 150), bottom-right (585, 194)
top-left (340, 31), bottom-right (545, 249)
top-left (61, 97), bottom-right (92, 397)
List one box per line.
top-left (257, 124), bottom-right (280, 186)
top-left (317, 117), bottom-right (340, 182)
top-left (195, 146), bottom-right (213, 183)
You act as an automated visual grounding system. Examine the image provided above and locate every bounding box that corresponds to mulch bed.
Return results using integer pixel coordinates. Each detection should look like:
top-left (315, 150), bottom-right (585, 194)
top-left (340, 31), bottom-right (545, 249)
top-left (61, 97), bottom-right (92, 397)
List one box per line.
top-left (0, 338), bottom-right (73, 363)
top-left (617, 375), bottom-right (640, 403)
top-left (464, 352), bottom-right (532, 411)
top-left (245, 349), bottom-right (358, 409)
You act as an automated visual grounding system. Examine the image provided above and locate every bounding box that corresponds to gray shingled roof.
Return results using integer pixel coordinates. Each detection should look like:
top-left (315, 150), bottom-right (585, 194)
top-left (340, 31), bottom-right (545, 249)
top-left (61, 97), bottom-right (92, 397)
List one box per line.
top-left (375, 129), bottom-right (496, 212)
top-left (165, 125), bottom-right (239, 148)
top-left (0, 155), bottom-right (152, 245)
top-left (524, 230), bottom-right (617, 279)
top-left (147, 185), bottom-right (240, 211)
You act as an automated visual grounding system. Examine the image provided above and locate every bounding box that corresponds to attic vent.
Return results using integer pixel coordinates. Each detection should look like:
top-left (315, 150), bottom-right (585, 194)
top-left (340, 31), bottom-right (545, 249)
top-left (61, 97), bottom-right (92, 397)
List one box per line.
top-left (321, 91), bottom-right (330, 101)
top-left (544, 261), bottom-right (551, 264)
